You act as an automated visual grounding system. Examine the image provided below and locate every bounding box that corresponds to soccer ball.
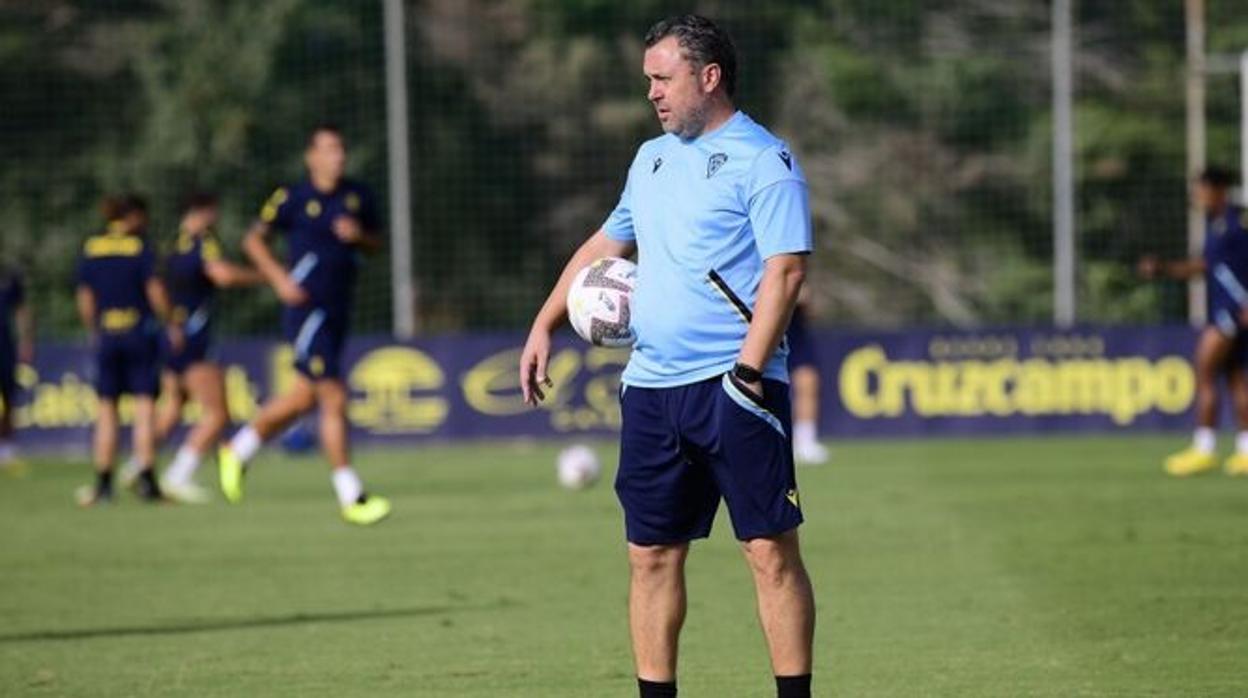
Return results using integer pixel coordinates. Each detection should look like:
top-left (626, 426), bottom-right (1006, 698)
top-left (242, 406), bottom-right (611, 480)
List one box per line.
top-left (556, 444), bottom-right (601, 490)
top-left (567, 257), bottom-right (637, 347)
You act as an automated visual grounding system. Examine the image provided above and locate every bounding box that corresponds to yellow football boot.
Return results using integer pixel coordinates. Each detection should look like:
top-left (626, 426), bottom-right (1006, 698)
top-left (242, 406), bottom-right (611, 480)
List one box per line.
top-left (1224, 453), bottom-right (1248, 476)
top-left (341, 495), bottom-right (392, 526)
top-left (218, 445), bottom-right (245, 504)
top-left (1164, 448), bottom-right (1219, 477)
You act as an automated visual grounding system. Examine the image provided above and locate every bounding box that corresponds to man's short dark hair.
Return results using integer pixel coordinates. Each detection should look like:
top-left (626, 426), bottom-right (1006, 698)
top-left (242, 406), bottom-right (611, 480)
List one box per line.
top-left (179, 191), bottom-right (219, 215)
top-left (307, 122), bottom-right (344, 148)
top-left (1199, 166), bottom-right (1237, 189)
top-left (644, 15), bottom-right (738, 98)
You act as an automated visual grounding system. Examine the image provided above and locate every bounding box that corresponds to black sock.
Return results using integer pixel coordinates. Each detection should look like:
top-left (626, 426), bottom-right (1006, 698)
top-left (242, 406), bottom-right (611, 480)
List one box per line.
top-left (776, 674), bottom-right (811, 698)
top-left (95, 470), bottom-right (114, 494)
top-left (137, 468), bottom-right (161, 498)
top-left (638, 677), bottom-right (677, 698)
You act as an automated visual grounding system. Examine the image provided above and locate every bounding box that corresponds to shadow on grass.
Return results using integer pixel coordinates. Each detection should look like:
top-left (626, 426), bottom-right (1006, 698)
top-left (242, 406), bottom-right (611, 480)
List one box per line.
top-left (0, 601), bottom-right (510, 644)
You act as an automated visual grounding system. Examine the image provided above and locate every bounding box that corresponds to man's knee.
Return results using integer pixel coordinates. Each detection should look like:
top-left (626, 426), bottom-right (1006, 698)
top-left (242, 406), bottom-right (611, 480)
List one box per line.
top-left (742, 533), bottom-right (804, 587)
top-left (628, 543), bottom-right (687, 580)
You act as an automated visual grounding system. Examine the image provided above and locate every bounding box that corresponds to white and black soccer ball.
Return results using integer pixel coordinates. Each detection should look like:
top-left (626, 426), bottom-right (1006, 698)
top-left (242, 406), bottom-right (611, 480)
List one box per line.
top-left (567, 257), bottom-right (637, 347)
top-left (556, 444), bottom-right (601, 490)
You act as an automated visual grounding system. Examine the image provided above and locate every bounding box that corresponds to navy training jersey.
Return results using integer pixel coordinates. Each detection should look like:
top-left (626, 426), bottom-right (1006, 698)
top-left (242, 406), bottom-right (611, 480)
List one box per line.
top-left (258, 179), bottom-right (379, 318)
top-left (76, 225), bottom-right (157, 334)
top-left (165, 229), bottom-right (223, 335)
top-left (1203, 205), bottom-right (1248, 317)
top-left (0, 270), bottom-right (23, 346)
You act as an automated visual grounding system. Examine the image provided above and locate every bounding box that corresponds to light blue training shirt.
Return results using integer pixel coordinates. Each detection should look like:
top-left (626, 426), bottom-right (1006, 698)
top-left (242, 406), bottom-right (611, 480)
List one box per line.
top-left (603, 110), bottom-right (813, 388)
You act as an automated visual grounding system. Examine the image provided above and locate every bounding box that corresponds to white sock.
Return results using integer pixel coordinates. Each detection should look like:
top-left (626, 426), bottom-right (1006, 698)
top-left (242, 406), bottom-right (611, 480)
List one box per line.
top-left (1194, 427), bottom-right (1217, 454)
top-left (164, 446), bottom-right (202, 485)
top-left (1236, 431), bottom-right (1248, 456)
top-left (794, 420), bottom-right (818, 448)
top-left (229, 426), bottom-right (263, 465)
top-left (332, 467), bottom-right (363, 507)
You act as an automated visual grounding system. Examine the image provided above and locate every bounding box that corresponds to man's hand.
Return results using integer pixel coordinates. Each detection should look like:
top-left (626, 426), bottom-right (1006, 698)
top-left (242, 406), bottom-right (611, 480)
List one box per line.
top-left (740, 379), bottom-right (764, 399)
top-left (333, 215), bottom-right (364, 244)
top-left (276, 275), bottom-right (310, 306)
top-left (1137, 255), bottom-right (1161, 280)
top-left (17, 339), bottom-right (33, 365)
top-left (166, 324), bottom-right (185, 354)
top-left (519, 327), bottom-right (554, 405)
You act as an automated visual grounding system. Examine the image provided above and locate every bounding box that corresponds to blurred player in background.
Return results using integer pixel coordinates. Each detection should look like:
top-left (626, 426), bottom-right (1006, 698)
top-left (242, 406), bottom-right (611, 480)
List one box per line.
top-left (147, 193), bottom-right (262, 503)
top-left (217, 124), bottom-right (391, 525)
top-left (1139, 167), bottom-right (1248, 476)
top-left (74, 195), bottom-right (181, 505)
top-left (787, 291), bottom-right (828, 465)
top-left (0, 264), bottom-right (33, 474)
top-left (521, 16), bottom-right (815, 698)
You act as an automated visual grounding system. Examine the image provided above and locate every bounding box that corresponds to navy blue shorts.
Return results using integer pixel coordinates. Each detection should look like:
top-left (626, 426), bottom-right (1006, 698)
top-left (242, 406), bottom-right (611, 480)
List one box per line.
top-left (95, 332), bottom-right (160, 399)
top-left (162, 328), bottom-right (214, 374)
top-left (0, 341), bottom-right (15, 402)
top-left (616, 374), bottom-right (804, 545)
top-left (283, 306), bottom-right (346, 380)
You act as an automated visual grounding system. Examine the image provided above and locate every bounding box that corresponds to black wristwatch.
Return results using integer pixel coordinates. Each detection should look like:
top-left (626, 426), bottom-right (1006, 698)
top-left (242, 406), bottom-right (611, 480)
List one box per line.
top-left (732, 362), bottom-right (763, 384)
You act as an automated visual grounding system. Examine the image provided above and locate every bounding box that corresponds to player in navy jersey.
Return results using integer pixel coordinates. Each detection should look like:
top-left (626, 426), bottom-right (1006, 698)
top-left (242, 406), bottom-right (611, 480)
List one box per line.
top-left (74, 195), bottom-right (181, 505)
top-left (521, 16), bottom-right (815, 698)
top-left (1140, 167), bottom-right (1248, 476)
top-left (146, 193), bottom-right (261, 503)
top-left (217, 124), bottom-right (391, 525)
top-left (0, 264), bottom-right (33, 473)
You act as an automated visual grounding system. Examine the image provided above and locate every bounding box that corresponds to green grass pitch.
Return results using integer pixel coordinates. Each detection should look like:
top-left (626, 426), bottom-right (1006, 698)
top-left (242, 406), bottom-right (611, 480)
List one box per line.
top-left (2, 435), bottom-right (1247, 696)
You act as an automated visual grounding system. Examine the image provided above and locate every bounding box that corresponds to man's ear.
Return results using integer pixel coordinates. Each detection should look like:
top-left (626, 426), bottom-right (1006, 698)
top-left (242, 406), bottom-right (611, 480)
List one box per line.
top-left (701, 62), bottom-right (722, 94)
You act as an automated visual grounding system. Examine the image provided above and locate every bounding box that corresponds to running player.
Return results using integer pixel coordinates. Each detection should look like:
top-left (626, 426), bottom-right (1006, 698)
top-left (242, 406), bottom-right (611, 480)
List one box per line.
top-left (787, 292), bottom-right (828, 465)
top-left (0, 264), bottom-right (33, 473)
top-left (520, 16), bottom-right (815, 698)
top-left (217, 124), bottom-right (391, 525)
top-left (1140, 167), bottom-right (1248, 476)
top-left (74, 195), bottom-right (180, 505)
top-left (151, 193), bottom-right (262, 503)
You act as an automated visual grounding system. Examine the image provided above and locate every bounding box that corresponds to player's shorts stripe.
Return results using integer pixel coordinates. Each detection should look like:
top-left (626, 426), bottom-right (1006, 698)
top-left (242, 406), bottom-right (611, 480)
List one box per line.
top-left (289, 252), bottom-right (319, 285)
top-left (1214, 264), bottom-right (1248, 307)
top-left (721, 374), bottom-right (786, 438)
top-left (706, 269), bottom-right (753, 323)
top-left (294, 309), bottom-right (326, 359)
top-left (185, 306), bottom-right (210, 336)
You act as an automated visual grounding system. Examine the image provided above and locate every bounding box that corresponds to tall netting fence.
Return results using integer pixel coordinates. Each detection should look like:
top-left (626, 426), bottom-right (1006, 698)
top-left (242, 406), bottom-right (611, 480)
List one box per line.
top-left (3, 0), bottom-right (1247, 339)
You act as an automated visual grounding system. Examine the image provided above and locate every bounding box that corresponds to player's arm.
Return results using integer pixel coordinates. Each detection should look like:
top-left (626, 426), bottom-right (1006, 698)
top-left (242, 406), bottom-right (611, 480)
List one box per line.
top-left (736, 254), bottom-right (807, 395)
top-left (203, 259), bottom-right (264, 288)
top-left (13, 288), bottom-right (32, 364)
top-left (520, 230), bottom-right (636, 404)
top-left (1138, 255), bottom-right (1205, 281)
top-left (242, 220), bottom-right (308, 306)
top-left (145, 276), bottom-right (185, 351)
top-left (74, 285), bottom-right (96, 338)
top-left (332, 215), bottom-right (383, 253)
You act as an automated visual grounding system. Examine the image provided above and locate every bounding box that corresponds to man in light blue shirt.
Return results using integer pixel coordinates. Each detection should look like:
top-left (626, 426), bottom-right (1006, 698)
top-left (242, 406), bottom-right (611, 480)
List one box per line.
top-left (520, 15), bottom-right (816, 698)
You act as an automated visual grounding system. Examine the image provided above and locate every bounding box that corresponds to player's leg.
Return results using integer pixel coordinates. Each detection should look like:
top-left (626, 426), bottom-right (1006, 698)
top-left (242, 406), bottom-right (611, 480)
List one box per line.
top-left (628, 542), bottom-right (689, 691)
top-left (125, 338), bottom-right (164, 502)
top-left (1166, 326), bottom-right (1233, 475)
top-left (162, 362), bottom-right (227, 502)
top-left (125, 369), bottom-right (182, 487)
top-left (714, 375), bottom-right (815, 696)
top-left (1224, 339), bottom-right (1248, 475)
top-left (218, 375), bottom-right (316, 503)
top-left (77, 397), bottom-right (119, 506)
top-left (616, 383), bottom-right (719, 696)
top-left (790, 365), bottom-right (827, 465)
top-left (0, 373), bottom-right (17, 473)
top-left (315, 377), bottom-right (391, 524)
top-left (740, 531), bottom-right (816, 685)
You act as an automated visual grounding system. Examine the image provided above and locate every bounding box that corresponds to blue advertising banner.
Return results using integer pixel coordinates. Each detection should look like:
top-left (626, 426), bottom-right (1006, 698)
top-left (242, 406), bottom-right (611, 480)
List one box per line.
top-left (3, 326), bottom-right (1202, 452)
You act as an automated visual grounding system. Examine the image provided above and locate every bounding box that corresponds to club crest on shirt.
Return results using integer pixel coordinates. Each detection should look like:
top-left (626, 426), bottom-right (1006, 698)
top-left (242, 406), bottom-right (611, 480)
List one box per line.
top-left (305, 199), bottom-right (322, 218)
top-left (707, 153), bottom-right (728, 178)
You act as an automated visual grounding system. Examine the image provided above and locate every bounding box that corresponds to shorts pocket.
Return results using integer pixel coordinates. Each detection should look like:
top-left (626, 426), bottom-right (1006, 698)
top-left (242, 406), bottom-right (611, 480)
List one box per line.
top-left (720, 373), bottom-right (786, 438)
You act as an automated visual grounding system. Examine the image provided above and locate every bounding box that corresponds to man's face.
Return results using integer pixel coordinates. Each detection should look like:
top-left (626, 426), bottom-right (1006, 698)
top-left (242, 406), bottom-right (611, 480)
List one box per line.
top-left (305, 131), bottom-right (347, 184)
top-left (1196, 182), bottom-right (1229, 212)
top-left (195, 206), bottom-right (220, 231)
top-left (644, 36), bottom-right (714, 140)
